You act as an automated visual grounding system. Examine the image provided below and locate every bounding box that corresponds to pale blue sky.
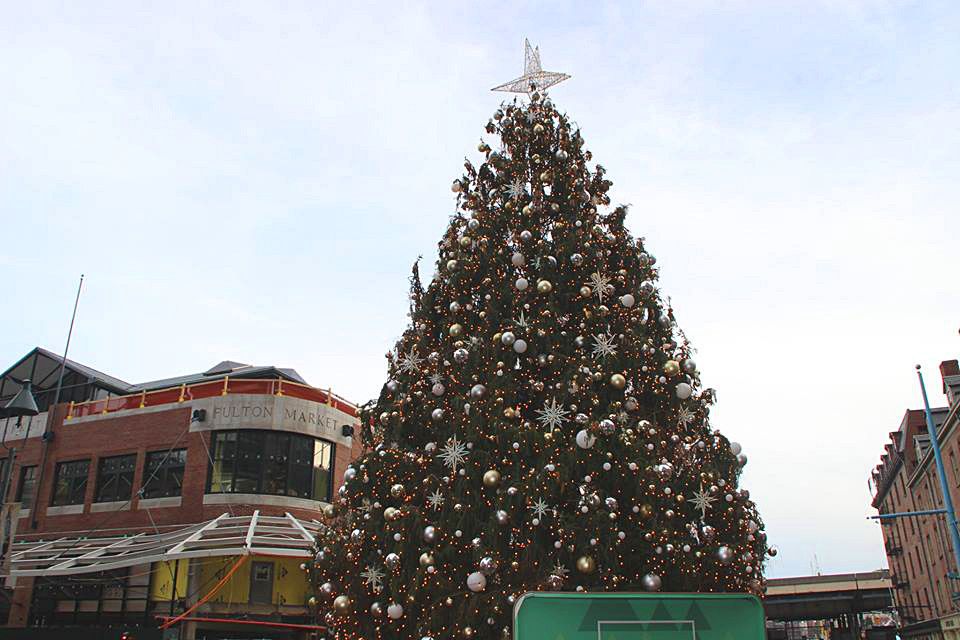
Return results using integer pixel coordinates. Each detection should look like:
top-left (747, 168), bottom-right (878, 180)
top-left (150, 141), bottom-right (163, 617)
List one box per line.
top-left (1, 1), bottom-right (958, 578)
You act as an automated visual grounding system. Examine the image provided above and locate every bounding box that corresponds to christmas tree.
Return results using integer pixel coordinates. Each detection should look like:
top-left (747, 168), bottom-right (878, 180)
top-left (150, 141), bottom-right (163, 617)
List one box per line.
top-left (309, 81), bottom-right (769, 640)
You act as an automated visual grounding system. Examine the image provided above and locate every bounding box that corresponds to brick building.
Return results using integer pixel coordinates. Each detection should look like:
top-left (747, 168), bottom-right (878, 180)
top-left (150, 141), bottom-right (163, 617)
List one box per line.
top-left (871, 359), bottom-right (960, 640)
top-left (0, 347), bottom-right (362, 640)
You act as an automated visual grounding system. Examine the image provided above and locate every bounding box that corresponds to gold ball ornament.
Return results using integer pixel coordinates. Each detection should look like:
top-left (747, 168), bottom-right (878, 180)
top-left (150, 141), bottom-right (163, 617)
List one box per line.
top-left (537, 280), bottom-right (553, 294)
top-left (449, 324), bottom-right (464, 337)
top-left (307, 596), bottom-right (318, 606)
top-left (419, 552), bottom-right (435, 567)
top-left (383, 507), bottom-right (400, 521)
top-left (576, 555), bottom-right (597, 574)
top-left (663, 360), bottom-right (680, 377)
top-left (322, 504), bottom-right (336, 519)
top-left (459, 236), bottom-right (472, 248)
top-left (503, 407), bottom-right (516, 419)
top-left (610, 373), bottom-right (626, 390)
top-left (390, 483), bottom-right (405, 498)
top-left (483, 469), bottom-right (501, 488)
top-left (333, 594), bottom-right (352, 614)
top-left (639, 503), bottom-right (654, 517)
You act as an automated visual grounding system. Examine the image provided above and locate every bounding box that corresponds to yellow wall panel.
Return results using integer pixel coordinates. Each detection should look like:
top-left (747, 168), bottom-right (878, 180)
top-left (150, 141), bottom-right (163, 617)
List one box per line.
top-left (149, 559), bottom-right (189, 602)
top-left (149, 555), bottom-right (310, 607)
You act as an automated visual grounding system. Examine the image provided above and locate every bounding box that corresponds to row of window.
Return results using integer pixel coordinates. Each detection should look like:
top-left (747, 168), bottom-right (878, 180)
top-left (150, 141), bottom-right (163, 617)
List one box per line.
top-left (50, 449), bottom-right (187, 506)
top-left (21, 430), bottom-right (335, 509)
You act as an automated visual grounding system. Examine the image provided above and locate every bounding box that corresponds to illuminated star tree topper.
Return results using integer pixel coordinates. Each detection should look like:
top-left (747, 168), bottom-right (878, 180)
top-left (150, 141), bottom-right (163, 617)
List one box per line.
top-left (492, 38), bottom-right (571, 94)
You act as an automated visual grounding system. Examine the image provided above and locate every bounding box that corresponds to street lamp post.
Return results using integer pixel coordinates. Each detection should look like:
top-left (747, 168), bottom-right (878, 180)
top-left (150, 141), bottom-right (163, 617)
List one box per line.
top-left (0, 379), bottom-right (40, 525)
top-left (916, 365), bottom-right (960, 580)
top-left (869, 366), bottom-right (960, 599)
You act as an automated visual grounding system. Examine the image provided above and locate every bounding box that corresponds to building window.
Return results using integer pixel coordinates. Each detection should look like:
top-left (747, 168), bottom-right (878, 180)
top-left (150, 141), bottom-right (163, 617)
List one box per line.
top-left (51, 459), bottom-right (90, 506)
top-left (142, 449), bottom-right (186, 499)
top-left (95, 454), bottom-right (136, 503)
top-left (207, 430), bottom-right (334, 501)
top-left (16, 465), bottom-right (37, 508)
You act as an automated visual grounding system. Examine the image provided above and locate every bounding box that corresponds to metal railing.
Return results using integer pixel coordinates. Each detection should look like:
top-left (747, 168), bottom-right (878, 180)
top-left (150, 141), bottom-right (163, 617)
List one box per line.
top-left (64, 378), bottom-right (357, 420)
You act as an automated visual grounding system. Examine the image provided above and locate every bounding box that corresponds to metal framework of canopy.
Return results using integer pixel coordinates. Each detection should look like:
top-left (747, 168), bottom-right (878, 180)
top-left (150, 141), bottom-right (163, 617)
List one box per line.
top-left (7, 512), bottom-right (322, 577)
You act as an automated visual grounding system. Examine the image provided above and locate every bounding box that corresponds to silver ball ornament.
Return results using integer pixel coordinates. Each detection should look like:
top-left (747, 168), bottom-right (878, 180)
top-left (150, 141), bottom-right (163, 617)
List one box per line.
top-left (479, 556), bottom-right (499, 575)
top-left (513, 339), bottom-right (527, 353)
top-left (717, 546), bottom-right (734, 564)
top-left (431, 408), bottom-right (445, 422)
top-left (675, 382), bottom-right (693, 400)
top-left (576, 429), bottom-right (596, 449)
top-left (642, 573), bottom-right (663, 592)
top-left (467, 571), bottom-right (488, 592)
top-left (501, 331), bottom-right (516, 346)
top-left (470, 384), bottom-right (486, 399)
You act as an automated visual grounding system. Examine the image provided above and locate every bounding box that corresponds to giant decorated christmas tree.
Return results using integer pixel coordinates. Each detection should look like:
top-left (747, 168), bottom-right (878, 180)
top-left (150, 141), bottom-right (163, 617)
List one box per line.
top-left (309, 42), bottom-right (770, 640)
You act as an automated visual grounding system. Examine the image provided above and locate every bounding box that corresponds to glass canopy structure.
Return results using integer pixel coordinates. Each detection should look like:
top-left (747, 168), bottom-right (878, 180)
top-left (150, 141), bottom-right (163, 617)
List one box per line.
top-left (6, 511), bottom-right (321, 577)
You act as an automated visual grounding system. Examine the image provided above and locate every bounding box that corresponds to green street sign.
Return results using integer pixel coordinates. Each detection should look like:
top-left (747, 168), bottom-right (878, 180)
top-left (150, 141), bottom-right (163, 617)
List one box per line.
top-left (513, 592), bottom-right (765, 640)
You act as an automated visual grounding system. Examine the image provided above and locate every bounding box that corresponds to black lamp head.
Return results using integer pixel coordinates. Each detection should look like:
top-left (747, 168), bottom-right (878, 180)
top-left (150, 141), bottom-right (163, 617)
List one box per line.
top-left (1, 378), bottom-right (40, 418)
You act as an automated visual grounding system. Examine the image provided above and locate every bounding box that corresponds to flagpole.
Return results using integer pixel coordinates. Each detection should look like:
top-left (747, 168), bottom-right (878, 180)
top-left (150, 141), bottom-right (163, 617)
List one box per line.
top-left (28, 274), bottom-right (83, 531)
top-left (51, 274), bottom-right (84, 408)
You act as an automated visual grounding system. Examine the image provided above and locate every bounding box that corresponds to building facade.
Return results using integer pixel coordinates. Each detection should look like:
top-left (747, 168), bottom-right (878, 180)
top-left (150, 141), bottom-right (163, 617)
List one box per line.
top-left (871, 359), bottom-right (960, 640)
top-left (0, 348), bottom-right (362, 640)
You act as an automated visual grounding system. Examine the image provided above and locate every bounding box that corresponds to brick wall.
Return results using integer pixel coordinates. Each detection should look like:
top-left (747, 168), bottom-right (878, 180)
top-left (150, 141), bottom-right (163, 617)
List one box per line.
top-left (8, 398), bottom-right (365, 539)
